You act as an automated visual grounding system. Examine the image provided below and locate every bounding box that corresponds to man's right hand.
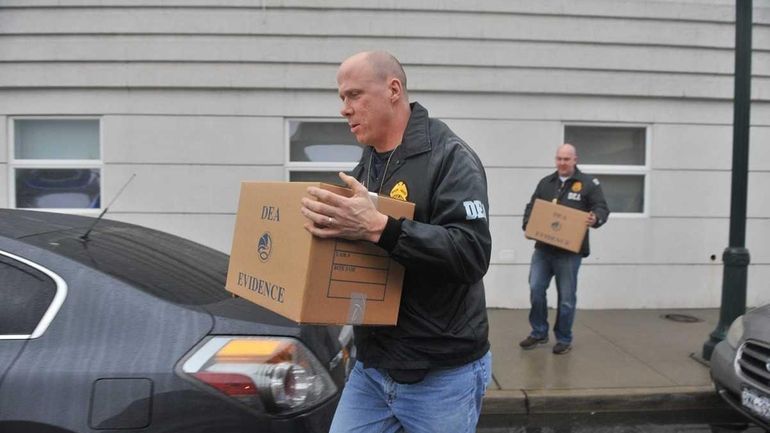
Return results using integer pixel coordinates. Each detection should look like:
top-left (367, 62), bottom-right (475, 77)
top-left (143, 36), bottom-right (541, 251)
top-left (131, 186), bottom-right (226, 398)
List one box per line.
top-left (300, 172), bottom-right (388, 243)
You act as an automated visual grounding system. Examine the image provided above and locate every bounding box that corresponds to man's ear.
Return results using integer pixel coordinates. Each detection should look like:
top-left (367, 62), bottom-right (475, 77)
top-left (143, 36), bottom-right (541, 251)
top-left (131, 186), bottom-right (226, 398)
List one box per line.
top-left (388, 78), bottom-right (403, 103)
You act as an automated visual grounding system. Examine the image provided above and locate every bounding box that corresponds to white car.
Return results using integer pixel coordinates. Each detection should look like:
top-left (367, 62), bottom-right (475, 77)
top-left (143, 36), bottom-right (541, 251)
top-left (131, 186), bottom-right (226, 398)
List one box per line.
top-left (710, 304), bottom-right (770, 430)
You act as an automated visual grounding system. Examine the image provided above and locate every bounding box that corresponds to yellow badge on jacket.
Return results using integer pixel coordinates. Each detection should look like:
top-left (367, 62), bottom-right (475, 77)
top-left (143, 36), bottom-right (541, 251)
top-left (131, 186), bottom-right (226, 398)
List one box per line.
top-left (390, 181), bottom-right (408, 201)
top-left (571, 181), bottom-right (583, 192)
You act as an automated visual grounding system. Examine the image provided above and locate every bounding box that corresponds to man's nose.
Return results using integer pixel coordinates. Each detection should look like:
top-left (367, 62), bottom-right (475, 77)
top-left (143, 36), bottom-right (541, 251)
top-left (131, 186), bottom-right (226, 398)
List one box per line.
top-left (340, 101), bottom-right (352, 117)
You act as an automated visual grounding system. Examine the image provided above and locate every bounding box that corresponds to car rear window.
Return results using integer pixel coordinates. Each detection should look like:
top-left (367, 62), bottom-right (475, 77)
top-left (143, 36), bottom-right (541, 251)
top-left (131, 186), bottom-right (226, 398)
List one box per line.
top-left (0, 254), bottom-right (57, 336)
top-left (22, 224), bottom-right (231, 306)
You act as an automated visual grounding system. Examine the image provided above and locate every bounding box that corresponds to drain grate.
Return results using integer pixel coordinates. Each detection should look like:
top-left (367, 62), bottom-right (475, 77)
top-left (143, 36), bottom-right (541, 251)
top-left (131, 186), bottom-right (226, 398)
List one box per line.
top-left (662, 313), bottom-right (702, 323)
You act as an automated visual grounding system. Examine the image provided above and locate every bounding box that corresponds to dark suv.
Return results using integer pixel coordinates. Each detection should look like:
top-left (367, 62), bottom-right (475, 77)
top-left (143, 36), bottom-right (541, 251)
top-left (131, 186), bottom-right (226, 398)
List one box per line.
top-left (0, 209), bottom-right (349, 433)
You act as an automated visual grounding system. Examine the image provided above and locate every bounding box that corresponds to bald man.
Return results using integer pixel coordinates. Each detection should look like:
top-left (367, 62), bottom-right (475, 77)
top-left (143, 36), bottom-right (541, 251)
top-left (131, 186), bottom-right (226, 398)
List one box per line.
top-left (520, 144), bottom-right (610, 354)
top-left (301, 51), bottom-right (492, 433)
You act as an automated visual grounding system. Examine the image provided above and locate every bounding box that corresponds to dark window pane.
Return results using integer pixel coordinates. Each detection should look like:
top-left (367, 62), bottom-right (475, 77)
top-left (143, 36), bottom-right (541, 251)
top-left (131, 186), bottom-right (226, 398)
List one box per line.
top-left (16, 168), bottom-right (101, 209)
top-left (565, 126), bottom-right (645, 165)
top-left (289, 171), bottom-right (347, 186)
top-left (289, 122), bottom-right (364, 162)
top-left (594, 174), bottom-right (644, 213)
top-left (15, 119), bottom-right (100, 160)
top-left (0, 256), bottom-right (57, 335)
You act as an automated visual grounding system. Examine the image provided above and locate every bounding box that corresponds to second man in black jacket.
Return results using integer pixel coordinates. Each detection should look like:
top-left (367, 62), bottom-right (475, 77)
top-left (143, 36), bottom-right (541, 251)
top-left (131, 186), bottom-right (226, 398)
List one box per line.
top-left (520, 144), bottom-right (610, 355)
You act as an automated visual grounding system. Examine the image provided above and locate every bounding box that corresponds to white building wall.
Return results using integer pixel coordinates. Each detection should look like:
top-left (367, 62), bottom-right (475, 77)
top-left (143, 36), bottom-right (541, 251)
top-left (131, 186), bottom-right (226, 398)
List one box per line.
top-left (0, 0), bottom-right (768, 308)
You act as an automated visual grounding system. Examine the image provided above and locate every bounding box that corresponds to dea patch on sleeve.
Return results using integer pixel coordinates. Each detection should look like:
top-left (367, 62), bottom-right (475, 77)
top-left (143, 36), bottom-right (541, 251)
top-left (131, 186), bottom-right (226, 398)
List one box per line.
top-left (463, 200), bottom-right (487, 220)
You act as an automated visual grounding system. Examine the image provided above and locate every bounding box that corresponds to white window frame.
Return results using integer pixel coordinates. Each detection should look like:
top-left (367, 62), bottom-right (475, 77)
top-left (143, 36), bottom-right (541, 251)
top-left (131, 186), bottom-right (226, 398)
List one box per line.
top-left (8, 116), bottom-right (103, 215)
top-left (285, 118), bottom-right (361, 181)
top-left (562, 122), bottom-right (650, 218)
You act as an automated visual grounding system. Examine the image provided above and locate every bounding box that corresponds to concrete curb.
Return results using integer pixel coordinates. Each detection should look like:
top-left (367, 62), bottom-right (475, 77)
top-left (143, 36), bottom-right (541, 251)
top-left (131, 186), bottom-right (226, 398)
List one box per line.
top-left (482, 386), bottom-right (722, 415)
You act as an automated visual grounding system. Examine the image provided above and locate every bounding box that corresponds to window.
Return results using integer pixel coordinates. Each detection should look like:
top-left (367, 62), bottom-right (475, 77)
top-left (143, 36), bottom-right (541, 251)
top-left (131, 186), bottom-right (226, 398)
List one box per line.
top-left (0, 250), bottom-right (64, 338)
top-left (10, 118), bottom-right (102, 210)
top-left (286, 120), bottom-right (364, 184)
top-left (564, 125), bottom-right (649, 215)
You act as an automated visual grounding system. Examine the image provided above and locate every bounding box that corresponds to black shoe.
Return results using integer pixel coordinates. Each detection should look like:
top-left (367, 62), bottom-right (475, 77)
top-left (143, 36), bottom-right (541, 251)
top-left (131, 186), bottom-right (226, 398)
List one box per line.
top-left (519, 335), bottom-right (549, 350)
top-left (552, 342), bottom-right (572, 355)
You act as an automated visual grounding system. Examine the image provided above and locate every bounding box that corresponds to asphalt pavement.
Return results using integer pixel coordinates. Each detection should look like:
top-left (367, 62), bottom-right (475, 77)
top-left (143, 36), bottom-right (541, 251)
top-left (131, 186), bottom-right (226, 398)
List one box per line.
top-left (483, 308), bottom-right (725, 417)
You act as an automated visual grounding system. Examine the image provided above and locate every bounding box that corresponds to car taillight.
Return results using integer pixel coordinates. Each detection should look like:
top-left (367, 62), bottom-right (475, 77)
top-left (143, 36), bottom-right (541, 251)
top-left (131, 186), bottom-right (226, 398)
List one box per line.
top-left (179, 337), bottom-right (338, 415)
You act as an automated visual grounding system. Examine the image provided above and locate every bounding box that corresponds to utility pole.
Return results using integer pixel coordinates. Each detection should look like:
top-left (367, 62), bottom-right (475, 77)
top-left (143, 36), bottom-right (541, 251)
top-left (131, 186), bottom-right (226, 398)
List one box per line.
top-left (702, 0), bottom-right (752, 361)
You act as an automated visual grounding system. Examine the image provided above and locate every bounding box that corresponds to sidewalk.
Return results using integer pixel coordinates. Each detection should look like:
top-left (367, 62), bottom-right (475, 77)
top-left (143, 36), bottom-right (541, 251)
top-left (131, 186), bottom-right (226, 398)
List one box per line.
top-left (483, 308), bottom-right (723, 415)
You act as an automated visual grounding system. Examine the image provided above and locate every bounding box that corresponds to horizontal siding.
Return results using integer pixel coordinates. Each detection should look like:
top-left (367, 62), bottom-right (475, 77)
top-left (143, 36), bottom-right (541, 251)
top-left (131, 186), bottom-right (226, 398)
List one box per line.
top-left (0, 0), bottom-right (747, 24)
top-left (4, 90), bottom-right (770, 125)
top-left (6, 63), bottom-right (768, 100)
top-left (0, 3), bottom-right (767, 102)
top-left (5, 35), bottom-right (766, 77)
top-left (420, 93), bottom-right (770, 125)
top-left (0, 8), bottom-right (751, 49)
top-left (103, 164), bottom-right (282, 213)
top-left (102, 115), bottom-right (285, 164)
top-left (445, 119), bottom-right (563, 168)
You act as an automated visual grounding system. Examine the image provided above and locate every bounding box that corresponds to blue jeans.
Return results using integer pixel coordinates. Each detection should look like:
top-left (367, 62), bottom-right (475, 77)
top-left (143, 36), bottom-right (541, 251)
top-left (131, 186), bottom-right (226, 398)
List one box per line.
top-left (329, 351), bottom-right (492, 433)
top-left (528, 248), bottom-right (582, 344)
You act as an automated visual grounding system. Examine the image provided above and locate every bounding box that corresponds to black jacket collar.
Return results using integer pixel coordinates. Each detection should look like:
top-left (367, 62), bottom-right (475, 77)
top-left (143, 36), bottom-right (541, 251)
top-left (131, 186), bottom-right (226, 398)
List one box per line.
top-left (364, 102), bottom-right (431, 161)
top-left (399, 102), bottom-right (432, 158)
top-left (546, 167), bottom-right (584, 183)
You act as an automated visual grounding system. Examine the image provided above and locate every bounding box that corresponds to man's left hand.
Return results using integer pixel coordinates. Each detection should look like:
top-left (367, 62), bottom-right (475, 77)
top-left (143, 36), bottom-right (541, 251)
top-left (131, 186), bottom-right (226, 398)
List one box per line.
top-left (301, 172), bottom-right (388, 243)
top-left (586, 211), bottom-right (597, 227)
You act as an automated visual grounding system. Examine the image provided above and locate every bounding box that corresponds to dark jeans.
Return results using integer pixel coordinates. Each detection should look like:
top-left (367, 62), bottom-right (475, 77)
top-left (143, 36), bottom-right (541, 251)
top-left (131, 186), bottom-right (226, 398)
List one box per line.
top-left (528, 248), bottom-right (582, 344)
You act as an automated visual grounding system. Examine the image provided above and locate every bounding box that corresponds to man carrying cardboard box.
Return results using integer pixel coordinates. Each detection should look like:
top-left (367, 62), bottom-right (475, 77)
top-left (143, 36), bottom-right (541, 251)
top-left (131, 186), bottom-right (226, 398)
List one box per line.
top-left (300, 51), bottom-right (492, 433)
top-left (520, 144), bottom-right (610, 355)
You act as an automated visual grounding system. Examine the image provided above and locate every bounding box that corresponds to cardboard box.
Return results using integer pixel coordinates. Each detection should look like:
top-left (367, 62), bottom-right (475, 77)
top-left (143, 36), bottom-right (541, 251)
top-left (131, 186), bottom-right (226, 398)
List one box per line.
top-left (524, 199), bottom-right (588, 254)
top-left (226, 182), bottom-right (415, 325)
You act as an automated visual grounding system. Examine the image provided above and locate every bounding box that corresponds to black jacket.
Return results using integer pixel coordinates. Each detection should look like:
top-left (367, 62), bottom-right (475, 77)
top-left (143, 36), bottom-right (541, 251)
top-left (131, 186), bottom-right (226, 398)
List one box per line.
top-left (522, 168), bottom-right (609, 257)
top-left (349, 102), bottom-right (491, 370)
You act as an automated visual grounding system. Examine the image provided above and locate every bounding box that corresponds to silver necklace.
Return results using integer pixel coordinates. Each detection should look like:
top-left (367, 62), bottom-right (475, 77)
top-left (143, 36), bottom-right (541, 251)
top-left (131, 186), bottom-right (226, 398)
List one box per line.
top-left (365, 148), bottom-right (396, 194)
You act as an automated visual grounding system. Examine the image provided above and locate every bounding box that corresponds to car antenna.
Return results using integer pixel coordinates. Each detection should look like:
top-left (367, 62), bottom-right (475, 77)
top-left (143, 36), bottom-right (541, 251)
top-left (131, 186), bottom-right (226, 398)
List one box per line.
top-left (80, 173), bottom-right (136, 241)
